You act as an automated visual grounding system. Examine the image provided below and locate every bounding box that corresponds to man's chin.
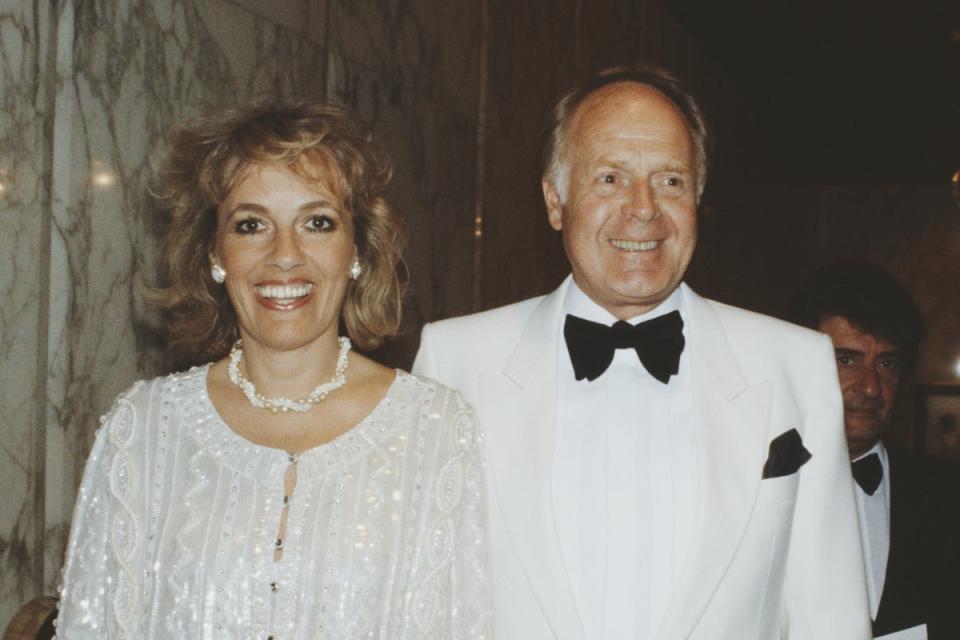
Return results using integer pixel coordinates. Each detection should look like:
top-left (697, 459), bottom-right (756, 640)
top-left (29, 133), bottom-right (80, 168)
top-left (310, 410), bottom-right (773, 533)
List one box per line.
top-left (844, 416), bottom-right (885, 452)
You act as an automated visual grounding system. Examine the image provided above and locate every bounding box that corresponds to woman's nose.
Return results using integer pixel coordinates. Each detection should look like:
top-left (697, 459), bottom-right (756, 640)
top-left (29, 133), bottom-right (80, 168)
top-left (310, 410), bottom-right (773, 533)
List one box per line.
top-left (268, 228), bottom-right (305, 270)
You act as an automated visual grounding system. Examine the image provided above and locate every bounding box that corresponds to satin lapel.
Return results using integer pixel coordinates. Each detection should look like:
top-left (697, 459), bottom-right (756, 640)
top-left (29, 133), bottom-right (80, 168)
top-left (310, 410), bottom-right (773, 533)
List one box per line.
top-left (874, 445), bottom-right (920, 633)
top-left (657, 287), bottom-right (773, 639)
top-left (479, 282), bottom-right (585, 640)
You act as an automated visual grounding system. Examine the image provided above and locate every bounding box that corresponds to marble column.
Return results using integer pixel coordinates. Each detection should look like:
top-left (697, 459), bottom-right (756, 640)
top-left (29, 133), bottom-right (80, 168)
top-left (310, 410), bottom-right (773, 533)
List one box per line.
top-left (0, 0), bottom-right (58, 622)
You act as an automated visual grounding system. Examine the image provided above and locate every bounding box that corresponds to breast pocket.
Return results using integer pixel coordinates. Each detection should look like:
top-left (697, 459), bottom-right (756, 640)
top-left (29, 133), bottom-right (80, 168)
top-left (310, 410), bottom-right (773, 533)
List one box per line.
top-left (756, 470), bottom-right (800, 508)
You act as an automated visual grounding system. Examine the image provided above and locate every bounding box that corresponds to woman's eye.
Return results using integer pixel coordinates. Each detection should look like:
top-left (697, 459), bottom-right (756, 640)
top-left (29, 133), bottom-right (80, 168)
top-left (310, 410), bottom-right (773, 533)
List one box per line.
top-left (308, 215), bottom-right (335, 231)
top-left (601, 174), bottom-right (618, 185)
top-left (234, 218), bottom-right (263, 234)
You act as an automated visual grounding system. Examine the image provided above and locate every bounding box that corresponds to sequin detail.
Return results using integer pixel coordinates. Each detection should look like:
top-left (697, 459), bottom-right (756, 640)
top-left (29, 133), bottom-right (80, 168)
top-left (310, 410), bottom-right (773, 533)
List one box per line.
top-left (56, 368), bottom-right (491, 639)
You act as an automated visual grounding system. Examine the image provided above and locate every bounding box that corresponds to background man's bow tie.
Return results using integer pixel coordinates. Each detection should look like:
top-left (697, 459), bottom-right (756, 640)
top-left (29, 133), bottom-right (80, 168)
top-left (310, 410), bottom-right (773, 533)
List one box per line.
top-left (852, 452), bottom-right (883, 495)
top-left (564, 310), bottom-right (685, 383)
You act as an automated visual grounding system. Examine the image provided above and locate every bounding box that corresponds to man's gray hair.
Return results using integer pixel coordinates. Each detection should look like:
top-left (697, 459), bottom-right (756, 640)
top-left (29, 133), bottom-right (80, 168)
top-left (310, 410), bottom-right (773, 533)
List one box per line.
top-left (541, 64), bottom-right (711, 202)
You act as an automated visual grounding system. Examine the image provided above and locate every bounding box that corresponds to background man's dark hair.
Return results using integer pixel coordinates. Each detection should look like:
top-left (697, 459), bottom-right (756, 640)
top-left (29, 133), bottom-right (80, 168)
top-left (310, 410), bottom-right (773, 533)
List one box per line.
top-left (790, 261), bottom-right (925, 372)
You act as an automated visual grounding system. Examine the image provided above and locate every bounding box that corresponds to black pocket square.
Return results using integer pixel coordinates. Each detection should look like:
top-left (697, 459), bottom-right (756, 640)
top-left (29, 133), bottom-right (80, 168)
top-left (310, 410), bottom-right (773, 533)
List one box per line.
top-left (761, 428), bottom-right (812, 479)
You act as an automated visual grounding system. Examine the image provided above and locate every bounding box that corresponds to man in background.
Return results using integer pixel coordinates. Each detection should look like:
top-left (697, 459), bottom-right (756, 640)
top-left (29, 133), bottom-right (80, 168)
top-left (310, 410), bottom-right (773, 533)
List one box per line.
top-left (793, 261), bottom-right (960, 639)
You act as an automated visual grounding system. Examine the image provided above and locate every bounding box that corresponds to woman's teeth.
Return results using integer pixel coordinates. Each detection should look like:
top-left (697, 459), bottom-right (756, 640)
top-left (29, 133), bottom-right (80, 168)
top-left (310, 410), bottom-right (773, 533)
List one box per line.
top-left (256, 283), bottom-right (313, 302)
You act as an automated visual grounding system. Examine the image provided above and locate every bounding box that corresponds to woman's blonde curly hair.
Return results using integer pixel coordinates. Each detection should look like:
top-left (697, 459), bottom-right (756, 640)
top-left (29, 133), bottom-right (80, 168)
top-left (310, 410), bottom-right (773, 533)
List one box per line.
top-left (153, 101), bottom-right (407, 364)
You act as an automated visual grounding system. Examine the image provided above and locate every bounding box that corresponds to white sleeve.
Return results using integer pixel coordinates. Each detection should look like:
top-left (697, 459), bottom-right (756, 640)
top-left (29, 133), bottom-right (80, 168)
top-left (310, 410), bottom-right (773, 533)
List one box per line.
top-left (402, 386), bottom-right (492, 638)
top-left (56, 389), bottom-right (146, 639)
top-left (783, 335), bottom-right (872, 639)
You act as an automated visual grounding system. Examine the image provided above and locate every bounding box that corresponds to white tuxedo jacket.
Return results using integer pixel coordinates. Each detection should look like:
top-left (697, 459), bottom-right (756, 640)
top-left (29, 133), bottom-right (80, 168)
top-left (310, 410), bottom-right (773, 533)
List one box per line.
top-left (413, 281), bottom-right (871, 639)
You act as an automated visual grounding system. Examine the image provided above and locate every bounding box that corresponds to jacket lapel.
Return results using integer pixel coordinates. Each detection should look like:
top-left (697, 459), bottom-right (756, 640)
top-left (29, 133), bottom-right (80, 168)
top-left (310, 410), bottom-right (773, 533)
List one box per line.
top-left (874, 445), bottom-right (921, 634)
top-left (656, 286), bottom-right (773, 639)
top-left (479, 281), bottom-right (586, 639)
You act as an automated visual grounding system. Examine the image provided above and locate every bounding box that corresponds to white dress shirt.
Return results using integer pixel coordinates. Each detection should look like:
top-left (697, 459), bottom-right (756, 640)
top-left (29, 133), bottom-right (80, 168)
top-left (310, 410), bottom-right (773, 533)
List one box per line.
top-left (853, 441), bottom-right (891, 620)
top-left (554, 280), bottom-right (698, 639)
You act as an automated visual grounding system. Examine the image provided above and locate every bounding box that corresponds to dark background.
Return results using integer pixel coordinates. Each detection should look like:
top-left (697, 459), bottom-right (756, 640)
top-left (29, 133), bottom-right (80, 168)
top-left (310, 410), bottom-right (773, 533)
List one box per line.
top-left (454, 0), bottom-right (959, 448)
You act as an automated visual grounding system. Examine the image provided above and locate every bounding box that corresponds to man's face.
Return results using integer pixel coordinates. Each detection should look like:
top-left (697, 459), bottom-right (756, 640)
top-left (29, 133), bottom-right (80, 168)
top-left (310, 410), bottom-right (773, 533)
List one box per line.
top-left (819, 315), bottom-right (904, 459)
top-left (543, 82), bottom-right (698, 320)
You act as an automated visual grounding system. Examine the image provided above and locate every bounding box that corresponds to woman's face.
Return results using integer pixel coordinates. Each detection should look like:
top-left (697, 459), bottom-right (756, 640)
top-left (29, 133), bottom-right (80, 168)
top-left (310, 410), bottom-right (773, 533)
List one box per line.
top-left (210, 163), bottom-right (356, 353)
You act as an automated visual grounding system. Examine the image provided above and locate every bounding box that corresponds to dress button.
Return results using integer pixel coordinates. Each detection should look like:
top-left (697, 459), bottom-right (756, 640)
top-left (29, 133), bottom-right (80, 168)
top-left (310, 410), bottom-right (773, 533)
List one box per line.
top-left (270, 581), bottom-right (278, 592)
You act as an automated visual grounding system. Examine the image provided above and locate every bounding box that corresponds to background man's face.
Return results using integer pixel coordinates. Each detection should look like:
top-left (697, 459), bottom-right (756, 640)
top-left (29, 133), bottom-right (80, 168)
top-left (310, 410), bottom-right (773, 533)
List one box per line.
top-left (819, 315), bottom-right (903, 458)
top-left (543, 82), bottom-right (698, 320)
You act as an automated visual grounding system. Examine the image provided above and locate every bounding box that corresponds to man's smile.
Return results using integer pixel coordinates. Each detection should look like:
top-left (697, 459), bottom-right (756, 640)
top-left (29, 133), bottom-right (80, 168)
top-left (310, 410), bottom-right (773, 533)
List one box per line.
top-left (609, 238), bottom-right (660, 251)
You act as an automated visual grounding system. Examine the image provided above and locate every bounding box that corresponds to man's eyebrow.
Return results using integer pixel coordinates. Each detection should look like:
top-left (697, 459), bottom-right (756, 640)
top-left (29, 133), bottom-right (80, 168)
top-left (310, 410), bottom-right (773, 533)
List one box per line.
top-left (593, 157), bottom-right (632, 171)
top-left (591, 158), bottom-right (692, 174)
top-left (653, 162), bottom-right (693, 174)
top-left (834, 347), bottom-right (865, 356)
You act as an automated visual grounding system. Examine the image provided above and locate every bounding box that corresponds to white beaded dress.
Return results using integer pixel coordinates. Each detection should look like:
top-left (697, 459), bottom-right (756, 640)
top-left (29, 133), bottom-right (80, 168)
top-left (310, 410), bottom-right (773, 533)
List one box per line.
top-left (55, 366), bottom-right (490, 639)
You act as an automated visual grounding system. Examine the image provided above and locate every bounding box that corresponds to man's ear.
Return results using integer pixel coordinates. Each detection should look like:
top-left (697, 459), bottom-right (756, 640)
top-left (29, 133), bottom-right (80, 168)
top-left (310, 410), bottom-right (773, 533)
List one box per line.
top-left (543, 180), bottom-right (563, 231)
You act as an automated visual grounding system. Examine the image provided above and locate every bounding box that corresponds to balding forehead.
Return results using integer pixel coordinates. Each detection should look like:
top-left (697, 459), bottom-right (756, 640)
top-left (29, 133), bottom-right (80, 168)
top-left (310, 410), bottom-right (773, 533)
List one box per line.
top-left (569, 82), bottom-right (692, 140)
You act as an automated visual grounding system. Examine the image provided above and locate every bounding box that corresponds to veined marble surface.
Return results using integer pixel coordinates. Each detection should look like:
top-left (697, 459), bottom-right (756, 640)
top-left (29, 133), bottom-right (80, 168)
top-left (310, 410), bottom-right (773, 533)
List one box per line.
top-left (0, 1), bottom-right (54, 625)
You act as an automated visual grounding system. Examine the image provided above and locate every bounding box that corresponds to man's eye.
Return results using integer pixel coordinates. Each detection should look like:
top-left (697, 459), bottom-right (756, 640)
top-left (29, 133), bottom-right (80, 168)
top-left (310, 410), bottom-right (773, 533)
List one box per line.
top-left (836, 355), bottom-right (853, 366)
top-left (601, 173), bottom-right (618, 184)
top-left (308, 215), bottom-right (334, 231)
top-left (660, 175), bottom-right (686, 189)
top-left (880, 359), bottom-right (902, 371)
top-left (234, 218), bottom-right (262, 234)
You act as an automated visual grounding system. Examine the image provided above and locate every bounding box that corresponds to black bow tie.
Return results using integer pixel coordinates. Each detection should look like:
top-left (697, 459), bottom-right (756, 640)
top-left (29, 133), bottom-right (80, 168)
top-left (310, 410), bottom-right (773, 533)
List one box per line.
top-left (564, 310), bottom-right (685, 383)
top-left (852, 453), bottom-right (883, 495)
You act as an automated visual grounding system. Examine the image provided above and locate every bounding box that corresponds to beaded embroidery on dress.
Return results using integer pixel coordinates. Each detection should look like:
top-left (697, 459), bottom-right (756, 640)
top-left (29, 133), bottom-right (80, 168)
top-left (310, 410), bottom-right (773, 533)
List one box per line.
top-left (55, 367), bottom-right (491, 639)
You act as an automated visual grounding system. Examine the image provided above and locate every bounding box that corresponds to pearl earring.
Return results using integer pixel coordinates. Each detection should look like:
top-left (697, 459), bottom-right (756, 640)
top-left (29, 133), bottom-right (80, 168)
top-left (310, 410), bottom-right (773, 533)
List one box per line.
top-left (211, 264), bottom-right (227, 284)
top-left (349, 259), bottom-right (362, 281)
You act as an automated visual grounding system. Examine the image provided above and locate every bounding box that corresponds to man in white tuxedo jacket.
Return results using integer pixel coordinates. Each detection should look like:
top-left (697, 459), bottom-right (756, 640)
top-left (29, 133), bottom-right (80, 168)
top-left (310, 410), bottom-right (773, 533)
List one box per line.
top-left (413, 65), bottom-right (871, 639)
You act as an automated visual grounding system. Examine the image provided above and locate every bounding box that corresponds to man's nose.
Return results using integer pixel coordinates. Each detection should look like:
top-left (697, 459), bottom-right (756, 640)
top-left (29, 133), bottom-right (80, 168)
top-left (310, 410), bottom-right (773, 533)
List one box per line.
top-left (622, 181), bottom-right (657, 222)
top-left (268, 228), bottom-right (305, 270)
top-left (854, 364), bottom-right (881, 398)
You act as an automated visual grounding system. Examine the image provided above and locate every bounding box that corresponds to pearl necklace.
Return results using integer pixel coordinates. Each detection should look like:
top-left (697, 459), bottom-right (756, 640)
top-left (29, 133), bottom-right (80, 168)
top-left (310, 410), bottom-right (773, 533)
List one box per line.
top-left (227, 337), bottom-right (351, 413)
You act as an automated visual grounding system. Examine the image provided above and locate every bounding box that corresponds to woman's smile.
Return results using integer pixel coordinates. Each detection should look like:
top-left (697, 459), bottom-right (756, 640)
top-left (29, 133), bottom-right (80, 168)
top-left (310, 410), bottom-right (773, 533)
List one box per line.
top-left (255, 280), bottom-right (316, 310)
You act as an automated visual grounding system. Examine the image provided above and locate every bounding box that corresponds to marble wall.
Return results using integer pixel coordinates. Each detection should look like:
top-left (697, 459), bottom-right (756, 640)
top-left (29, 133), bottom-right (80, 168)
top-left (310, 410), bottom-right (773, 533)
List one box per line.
top-left (0, 0), bottom-right (482, 624)
top-left (0, 0), bottom-right (56, 622)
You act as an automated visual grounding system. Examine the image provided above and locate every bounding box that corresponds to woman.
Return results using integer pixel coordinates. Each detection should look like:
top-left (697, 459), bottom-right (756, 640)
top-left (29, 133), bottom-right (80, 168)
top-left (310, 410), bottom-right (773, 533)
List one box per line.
top-left (56, 102), bottom-right (490, 638)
